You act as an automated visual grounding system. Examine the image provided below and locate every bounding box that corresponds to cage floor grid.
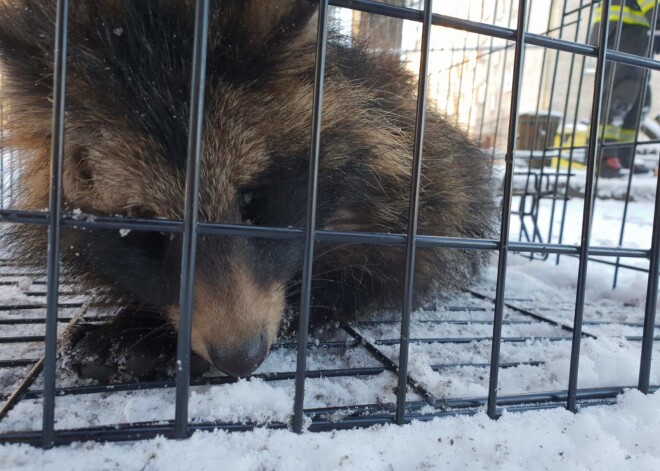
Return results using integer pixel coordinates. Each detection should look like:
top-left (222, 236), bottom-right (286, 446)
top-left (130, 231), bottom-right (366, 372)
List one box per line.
top-left (0, 258), bottom-right (658, 445)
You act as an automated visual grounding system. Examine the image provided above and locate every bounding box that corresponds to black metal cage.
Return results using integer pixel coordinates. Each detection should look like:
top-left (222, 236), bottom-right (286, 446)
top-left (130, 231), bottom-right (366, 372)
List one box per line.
top-left (0, 0), bottom-right (659, 448)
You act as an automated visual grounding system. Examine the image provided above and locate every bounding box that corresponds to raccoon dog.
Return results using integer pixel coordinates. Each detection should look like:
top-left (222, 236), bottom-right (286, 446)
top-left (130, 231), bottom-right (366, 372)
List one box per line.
top-left (0, 0), bottom-right (496, 380)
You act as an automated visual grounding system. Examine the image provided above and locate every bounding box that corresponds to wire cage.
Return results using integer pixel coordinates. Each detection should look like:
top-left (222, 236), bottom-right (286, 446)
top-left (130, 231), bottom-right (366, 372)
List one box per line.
top-left (0, 0), bottom-right (659, 447)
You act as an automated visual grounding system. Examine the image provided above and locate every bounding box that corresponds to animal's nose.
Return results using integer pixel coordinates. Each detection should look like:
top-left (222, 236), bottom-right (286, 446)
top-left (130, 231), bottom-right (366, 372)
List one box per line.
top-left (207, 330), bottom-right (269, 377)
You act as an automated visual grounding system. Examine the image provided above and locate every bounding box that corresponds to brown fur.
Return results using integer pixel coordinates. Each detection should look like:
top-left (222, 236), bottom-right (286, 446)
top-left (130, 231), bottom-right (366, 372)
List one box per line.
top-left (0, 0), bottom-right (496, 377)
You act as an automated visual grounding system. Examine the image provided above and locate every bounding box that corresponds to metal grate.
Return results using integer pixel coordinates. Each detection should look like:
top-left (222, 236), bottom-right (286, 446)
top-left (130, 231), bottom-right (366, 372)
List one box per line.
top-left (0, 260), bottom-right (657, 445)
top-left (0, 0), bottom-right (658, 447)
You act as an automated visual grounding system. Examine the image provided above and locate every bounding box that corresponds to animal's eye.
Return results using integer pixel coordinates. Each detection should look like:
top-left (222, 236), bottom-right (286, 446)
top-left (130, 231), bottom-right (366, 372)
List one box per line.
top-left (120, 206), bottom-right (173, 255)
top-left (120, 229), bottom-right (170, 259)
top-left (127, 206), bottom-right (157, 219)
top-left (238, 189), bottom-right (262, 224)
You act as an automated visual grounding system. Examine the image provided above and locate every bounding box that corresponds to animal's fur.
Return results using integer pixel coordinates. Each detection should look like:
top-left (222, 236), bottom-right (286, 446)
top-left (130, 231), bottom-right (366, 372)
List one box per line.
top-left (0, 0), bottom-right (496, 378)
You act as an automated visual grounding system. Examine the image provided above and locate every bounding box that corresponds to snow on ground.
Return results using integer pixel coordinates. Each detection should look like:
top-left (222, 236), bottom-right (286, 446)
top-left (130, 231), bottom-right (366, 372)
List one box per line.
top-left (1, 186), bottom-right (659, 468)
top-left (2, 390), bottom-right (659, 471)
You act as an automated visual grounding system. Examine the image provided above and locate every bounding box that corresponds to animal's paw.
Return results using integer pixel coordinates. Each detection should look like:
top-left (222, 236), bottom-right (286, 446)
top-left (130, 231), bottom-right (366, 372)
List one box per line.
top-left (63, 310), bottom-right (210, 382)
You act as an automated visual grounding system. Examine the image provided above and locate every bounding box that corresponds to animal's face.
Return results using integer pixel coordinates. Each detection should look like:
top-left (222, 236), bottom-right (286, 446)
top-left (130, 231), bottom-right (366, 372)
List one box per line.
top-left (1, 1), bottom-right (494, 377)
top-left (57, 74), bottom-right (317, 377)
top-left (0, 0), bottom-right (323, 376)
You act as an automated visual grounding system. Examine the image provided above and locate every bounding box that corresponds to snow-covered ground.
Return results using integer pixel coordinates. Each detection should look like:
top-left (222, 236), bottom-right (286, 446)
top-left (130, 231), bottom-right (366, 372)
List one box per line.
top-left (1, 180), bottom-right (659, 468)
top-left (2, 389), bottom-right (659, 470)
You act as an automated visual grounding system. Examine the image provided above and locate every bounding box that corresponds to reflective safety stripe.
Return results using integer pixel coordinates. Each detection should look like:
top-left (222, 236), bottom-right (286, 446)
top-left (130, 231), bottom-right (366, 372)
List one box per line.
top-left (598, 124), bottom-right (622, 141)
top-left (597, 126), bottom-right (639, 142)
top-left (619, 128), bottom-right (638, 141)
top-left (593, 5), bottom-right (651, 27)
top-left (637, 0), bottom-right (659, 14)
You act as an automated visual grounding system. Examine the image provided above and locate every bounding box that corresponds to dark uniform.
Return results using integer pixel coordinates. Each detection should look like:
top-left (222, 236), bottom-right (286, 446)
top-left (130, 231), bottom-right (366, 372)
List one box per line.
top-left (590, 0), bottom-right (658, 177)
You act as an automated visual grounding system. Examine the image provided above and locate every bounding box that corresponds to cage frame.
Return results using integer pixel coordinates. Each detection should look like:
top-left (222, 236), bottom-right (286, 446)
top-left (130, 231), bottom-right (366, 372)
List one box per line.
top-left (0, 0), bottom-right (657, 448)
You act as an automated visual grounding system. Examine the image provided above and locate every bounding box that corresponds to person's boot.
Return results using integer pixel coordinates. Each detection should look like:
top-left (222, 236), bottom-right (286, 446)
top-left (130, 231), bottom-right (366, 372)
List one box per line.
top-left (617, 142), bottom-right (651, 175)
top-left (600, 156), bottom-right (623, 178)
top-left (632, 162), bottom-right (652, 174)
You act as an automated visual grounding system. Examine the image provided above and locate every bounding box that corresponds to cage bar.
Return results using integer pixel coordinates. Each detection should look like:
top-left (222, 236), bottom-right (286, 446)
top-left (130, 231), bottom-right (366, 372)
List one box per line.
top-left (640, 113), bottom-right (660, 391)
top-left (394, 0), bottom-right (434, 425)
top-left (555, 1), bottom-right (597, 266)
top-left (41, 0), bottom-right (70, 449)
top-left (550, 0), bottom-right (594, 264)
top-left (292, 0), bottom-right (330, 434)
top-left (0, 206), bottom-right (654, 258)
top-left (173, 0), bottom-right (210, 439)
top-left (566, 0), bottom-right (611, 413)
top-left (486, 0), bottom-right (527, 419)
top-left (4, 384), bottom-right (657, 446)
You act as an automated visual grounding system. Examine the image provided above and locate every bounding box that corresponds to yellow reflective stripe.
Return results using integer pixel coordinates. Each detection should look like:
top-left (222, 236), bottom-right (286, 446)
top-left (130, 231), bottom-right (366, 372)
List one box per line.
top-left (637, 0), bottom-right (659, 15)
top-left (619, 128), bottom-right (638, 141)
top-left (593, 5), bottom-right (651, 27)
top-left (596, 126), bottom-right (638, 142)
top-left (598, 124), bottom-right (621, 140)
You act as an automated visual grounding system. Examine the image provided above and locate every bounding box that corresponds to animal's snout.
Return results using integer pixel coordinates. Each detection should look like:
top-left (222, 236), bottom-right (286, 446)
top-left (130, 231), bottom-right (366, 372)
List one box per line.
top-left (178, 266), bottom-right (285, 379)
top-left (207, 329), bottom-right (269, 377)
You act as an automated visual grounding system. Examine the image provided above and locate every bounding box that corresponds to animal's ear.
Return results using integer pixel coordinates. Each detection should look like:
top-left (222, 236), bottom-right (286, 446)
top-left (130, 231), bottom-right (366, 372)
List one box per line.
top-left (221, 0), bottom-right (317, 54)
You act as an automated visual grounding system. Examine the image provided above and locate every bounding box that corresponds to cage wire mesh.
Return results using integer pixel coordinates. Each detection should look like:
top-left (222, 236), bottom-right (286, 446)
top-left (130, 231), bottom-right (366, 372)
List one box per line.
top-left (0, 0), bottom-right (659, 447)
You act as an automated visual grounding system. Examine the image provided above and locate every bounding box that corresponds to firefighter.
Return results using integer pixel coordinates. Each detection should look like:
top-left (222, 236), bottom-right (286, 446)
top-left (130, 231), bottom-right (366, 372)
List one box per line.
top-left (590, 0), bottom-right (659, 178)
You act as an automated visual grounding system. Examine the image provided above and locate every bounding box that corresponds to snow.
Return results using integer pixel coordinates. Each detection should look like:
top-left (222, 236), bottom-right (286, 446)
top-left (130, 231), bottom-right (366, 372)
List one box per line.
top-left (1, 390), bottom-right (659, 470)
